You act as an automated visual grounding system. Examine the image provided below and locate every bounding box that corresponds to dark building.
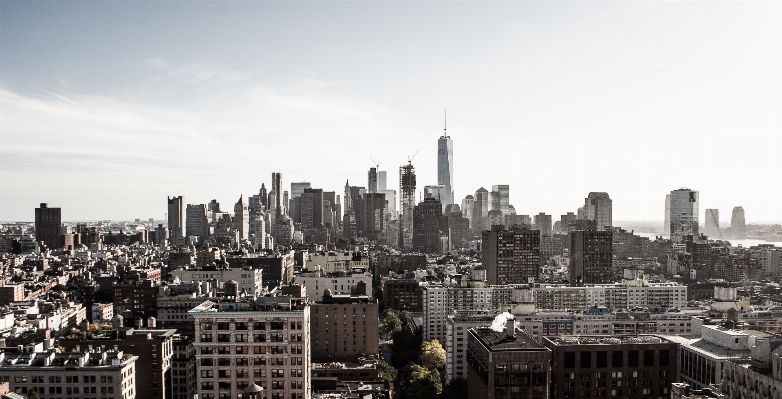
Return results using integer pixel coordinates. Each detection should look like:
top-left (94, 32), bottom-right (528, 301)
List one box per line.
top-left (113, 279), bottom-right (165, 320)
top-left (382, 279), bottom-right (422, 311)
top-left (35, 203), bottom-right (62, 249)
top-left (310, 293), bottom-right (379, 361)
top-left (171, 334), bottom-right (197, 399)
top-left (443, 206), bottom-right (472, 249)
top-left (225, 251), bottom-right (295, 289)
top-left (482, 224), bottom-right (541, 285)
top-left (354, 193), bottom-right (386, 242)
top-left (467, 324), bottom-right (552, 399)
top-left (569, 221), bottom-right (614, 284)
top-left (300, 188), bottom-right (324, 233)
top-left (372, 253), bottom-right (427, 286)
top-left (412, 197), bottom-right (443, 254)
top-left (544, 335), bottom-right (679, 399)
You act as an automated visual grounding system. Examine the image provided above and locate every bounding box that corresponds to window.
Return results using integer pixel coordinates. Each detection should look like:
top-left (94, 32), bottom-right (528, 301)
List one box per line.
top-left (217, 322), bottom-right (230, 330)
top-left (580, 352), bottom-right (592, 368)
top-left (628, 350), bottom-right (639, 367)
top-left (565, 352), bottom-right (576, 368)
top-left (612, 351), bottom-right (623, 367)
top-left (596, 351), bottom-right (607, 368)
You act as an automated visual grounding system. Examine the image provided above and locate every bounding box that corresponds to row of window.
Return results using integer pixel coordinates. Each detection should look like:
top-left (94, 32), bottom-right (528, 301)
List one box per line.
top-left (200, 321), bottom-right (303, 331)
top-left (200, 357), bottom-right (304, 366)
top-left (200, 345), bottom-right (303, 355)
top-left (201, 380), bottom-right (304, 390)
top-left (6, 375), bottom-right (114, 384)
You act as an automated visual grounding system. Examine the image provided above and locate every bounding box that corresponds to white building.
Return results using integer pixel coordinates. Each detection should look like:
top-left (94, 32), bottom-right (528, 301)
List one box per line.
top-left (172, 267), bottom-right (264, 297)
top-left (293, 271), bottom-right (372, 302)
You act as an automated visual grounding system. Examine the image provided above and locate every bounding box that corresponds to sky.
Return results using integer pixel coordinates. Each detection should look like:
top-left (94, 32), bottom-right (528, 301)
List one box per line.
top-left (1, 1), bottom-right (781, 223)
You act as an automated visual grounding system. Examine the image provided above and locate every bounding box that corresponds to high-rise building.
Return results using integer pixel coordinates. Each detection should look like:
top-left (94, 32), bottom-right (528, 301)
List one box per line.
top-left (437, 121), bottom-right (454, 207)
top-left (482, 224), bottom-right (541, 284)
top-left (271, 172), bottom-right (283, 218)
top-left (233, 196), bottom-right (249, 240)
top-left (168, 196), bottom-right (185, 239)
top-left (208, 199), bottom-right (221, 223)
top-left (664, 194), bottom-right (671, 237)
top-left (424, 185), bottom-right (447, 211)
top-left (354, 192), bottom-right (386, 242)
top-left (461, 195), bottom-right (475, 232)
top-left (473, 187), bottom-right (489, 233)
top-left (534, 213), bottom-right (553, 237)
top-left (310, 296), bottom-right (379, 361)
top-left (259, 183), bottom-right (268, 208)
top-left (491, 185), bottom-right (510, 215)
top-left (186, 204), bottom-right (209, 241)
top-left (412, 197), bottom-right (443, 254)
top-left (669, 188), bottom-right (699, 243)
top-left (35, 203), bottom-right (62, 249)
top-left (300, 188), bottom-right (324, 231)
top-left (400, 161), bottom-right (417, 250)
top-left (290, 182), bottom-right (311, 199)
top-left (367, 167), bottom-right (378, 194)
top-left (731, 206), bottom-right (746, 239)
top-left (569, 221), bottom-right (613, 284)
top-left (377, 171), bottom-right (388, 191)
top-left (584, 192), bottom-right (612, 231)
top-left (704, 209), bottom-right (720, 238)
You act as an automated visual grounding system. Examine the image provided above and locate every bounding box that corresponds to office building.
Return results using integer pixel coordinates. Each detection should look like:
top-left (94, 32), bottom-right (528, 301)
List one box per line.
top-left (704, 209), bottom-right (720, 238)
top-left (664, 194), bottom-right (671, 238)
top-left (544, 335), bottom-right (678, 399)
top-left (482, 224), bottom-right (541, 285)
top-left (467, 325), bottom-right (552, 399)
top-left (382, 279), bottom-right (422, 312)
top-left (438, 126), bottom-right (454, 207)
top-left (290, 182), bottom-right (311, 199)
top-left (190, 300), bottom-right (310, 399)
top-left (271, 172), bottom-right (283, 218)
top-left (412, 197), bottom-right (443, 254)
top-left (354, 192), bottom-right (386, 242)
top-left (168, 196), bottom-right (185, 239)
top-left (569, 222), bottom-right (613, 284)
top-left (186, 204), bottom-right (209, 241)
top-left (300, 188), bottom-right (324, 232)
top-left (473, 187), bottom-right (489, 233)
top-left (445, 312), bottom-right (496, 382)
top-left (233, 196), bottom-right (249, 241)
top-left (461, 195), bottom-right (475, 232)
top-left (422, 285), bottom-right (514, 343)
top-left (731, 206), bottom-right (746, 239)
top-left (367, 168), bottom-right (378, 194)
top-left (669, 188), bottom-right (699, 243)
top-left (424, 184), bottom-right (447, 208)
top-left (584, 192), bottom-right (612, 231)
top-left (534, 213), bottom-right (553, 237)
top-left (490, 185), bottom-right (510, 215)
top-left (34, 202), bottom-right (62, 249)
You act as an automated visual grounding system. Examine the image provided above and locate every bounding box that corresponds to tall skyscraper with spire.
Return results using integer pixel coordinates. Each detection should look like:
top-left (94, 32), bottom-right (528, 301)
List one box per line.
top-left (437, 111), bottom-right (454, 207)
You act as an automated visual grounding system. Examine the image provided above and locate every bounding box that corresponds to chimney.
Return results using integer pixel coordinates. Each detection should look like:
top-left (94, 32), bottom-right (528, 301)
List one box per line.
top-left (505, 317), bottom-right (515, 339)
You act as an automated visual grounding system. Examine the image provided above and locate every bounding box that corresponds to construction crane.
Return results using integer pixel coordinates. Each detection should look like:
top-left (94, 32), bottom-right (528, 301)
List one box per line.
top-left (370, 158), bottom-right (379, 169)
top-left (407, 150), bottom-right (418, 164)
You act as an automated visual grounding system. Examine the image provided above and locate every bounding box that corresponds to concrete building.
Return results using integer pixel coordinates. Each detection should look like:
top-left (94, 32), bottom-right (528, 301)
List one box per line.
top-left (704, 209), bottom-right (720, 239)
top-left (445, 312), bottom-right (496, 382)
top-left (173, 267), bottom-right (264, 297)
top-left (438, 130), bottom-right (454, 207)
top-left (482, 224), bottom-right (541, 285)
top-left (731, 206), bottom-right (747, 239)
top-left (544, 335), bottom-right (678, 399)
top-left (422, 285), bottom-right (514, 343)
top-left (669, 188), bottom-right (699, 243)
top-left (533, 213), bottom-right (553, 237)
top-left (569, 222), bottom-right (613, 284)
top-left (461, 195), bottom-right (475, 232)
top-left (34, 203), bottom-right (62, 249)
top-left (233, 196), bottom-right (250, 241)
top-left (171, 334), bottom-right (196, 399)
top-left (664, 194), bottom-right (671, 238)
top-left (300, 188), bottom-right (324, 232)
top-left (473, 188), bottom-right (490, 234)
top-left (310, 294), bottom-right (379, 361)
top-left (294, 271), bottom-right (371, 301)
top-left (490, 185), bottom-right (510, 215)
top-left (412, 197), bottom-right (443, 254)
top-left (584, 192), bottom-right (612, 231)
top-left (0, 348), bottom-right (137, 399)
top-left (190, 300), bottom-right (310, 399)
top-left (466, 325), bottom-right (552, 399)
top-left (168, 196), bottom-right (185, 240)
top-left (186, 204), bottom-right (209, 242)
top-left (382, 279), bottom-right (422, 312)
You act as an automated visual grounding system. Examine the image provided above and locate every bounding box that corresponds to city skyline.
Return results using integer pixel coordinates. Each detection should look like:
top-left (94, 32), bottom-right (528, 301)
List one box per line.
top-left (2, 1), bottom-right (781, 222)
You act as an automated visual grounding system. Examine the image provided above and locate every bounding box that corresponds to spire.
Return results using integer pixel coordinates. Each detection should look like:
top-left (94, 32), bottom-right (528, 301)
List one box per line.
top-left (444, 109), bottom-right (447, 136)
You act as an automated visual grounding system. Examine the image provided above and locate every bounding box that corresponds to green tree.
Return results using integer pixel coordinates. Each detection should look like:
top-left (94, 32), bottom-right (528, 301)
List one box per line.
top-left (392, 327), bottom-right (420, 368)
top-left (28, 388), bottom-right (40, 399)
top-left (384, 310), bottom-right (402, 333)
top-left (376, 359), bottom-right (398, 383)
top-left (403, 363), bottom-right (442, 399)
top-left (419, 339), bottom-right (446, 370)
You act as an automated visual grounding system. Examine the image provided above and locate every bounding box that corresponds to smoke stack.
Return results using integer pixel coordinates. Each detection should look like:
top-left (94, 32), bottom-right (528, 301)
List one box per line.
top-left (505, 317), bottom-right (515, 339)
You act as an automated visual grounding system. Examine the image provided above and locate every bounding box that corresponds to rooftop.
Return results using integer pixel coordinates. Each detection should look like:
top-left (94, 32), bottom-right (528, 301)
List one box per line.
top-left (470, 327), bottom-right (545, 351)
top-left (545, 336), bottom-right (667, 346)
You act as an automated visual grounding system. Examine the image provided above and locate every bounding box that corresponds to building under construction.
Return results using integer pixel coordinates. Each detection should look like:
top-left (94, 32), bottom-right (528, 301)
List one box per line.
top-left (399, 161), bottom-right (416, 250)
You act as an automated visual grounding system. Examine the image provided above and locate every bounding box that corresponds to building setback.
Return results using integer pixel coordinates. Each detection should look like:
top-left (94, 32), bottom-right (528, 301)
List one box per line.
top-left (544, 335), bottom-right (679, 399)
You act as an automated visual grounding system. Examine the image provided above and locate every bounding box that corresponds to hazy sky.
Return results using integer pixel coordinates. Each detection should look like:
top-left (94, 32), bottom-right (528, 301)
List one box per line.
top-left (1, 1), bottom-right (780, 222)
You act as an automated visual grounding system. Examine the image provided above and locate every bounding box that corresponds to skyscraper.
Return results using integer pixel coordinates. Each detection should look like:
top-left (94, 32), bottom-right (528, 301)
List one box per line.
top-left (704, 208), bottom-right (720, 238)
top-left (461, 195), bottom-right (475, 231)
top-left (400, 161), bottom-right (417, 250)
top-left (186, 204), bottom-right (209, 241)
top-left (584, 192), bottom-right (612, 231)
top-left (424, 185), bottom-right (447, 211)
top-left (569, 221), bottom-right (613, 284)
top-left (473, 187), bottom-right (489, 233)
top-left (290, 182), bottom-right (311, 199)
top-left (270, 172), bottom-right (283, 218)
top-left (300, 188), bottom-right (324, 231)
top-left (482, 224), bottom-right (541, 284)
top-left (35, 203), bottom-right (61, 249)
top-left (412, 197), bottom-right (443, 254)
top-left (233, 196), bottom-right (249, 240)
top-left (731, 206), bottom-right (746, 239)
top-left (534, 213), bottom-right (553, 237)
top-left (491, 185), bottom-right (509, 215)
top-left (368, 167), bottom-right (378, 194)
top-left (669, 188), bottom-right (699, 243)
top-left (663, 194), bottom-right (671, 237)
top-left (167, 196), bottom-right (185, 239)
top-left (378, 171), bottom-right (388, 191)
top-left (437, 120), bottom-right (454, 207)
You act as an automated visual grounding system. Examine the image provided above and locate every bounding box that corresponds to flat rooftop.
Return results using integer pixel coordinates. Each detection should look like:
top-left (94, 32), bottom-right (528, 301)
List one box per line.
top-left (545, 336), bottom-right (669, 346)
top-left (471, 327), bottom-right (545, 351)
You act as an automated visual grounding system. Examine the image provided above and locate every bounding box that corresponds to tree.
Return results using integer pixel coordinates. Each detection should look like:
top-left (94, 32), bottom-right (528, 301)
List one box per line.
top-left (403, 363), bottom-right (442, 399)
top-left (384, 310), bottom-right (402, 333)
top-left (419, 339), bottom-right (446, 370)
top-left (28, 388), bottom-right (40, 399)
top-left (392, 327), bottom-right (420, 368)
top-left (440, 377), bottom-right (468, 399)
top-left (376, 359), bottom-right (398, 383)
